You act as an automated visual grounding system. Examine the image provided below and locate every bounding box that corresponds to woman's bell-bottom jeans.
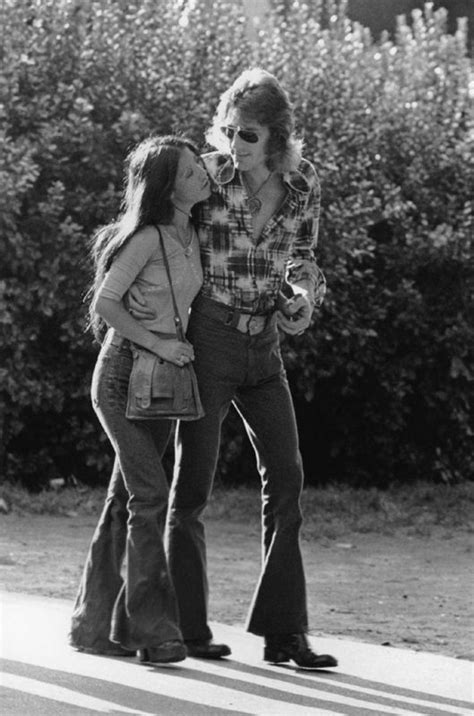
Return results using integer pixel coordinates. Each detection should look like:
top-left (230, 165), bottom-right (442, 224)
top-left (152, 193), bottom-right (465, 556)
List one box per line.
top-left (69, 333), bottom-right (182, 651)
top-left (165, 308), bottom-right (309, 640)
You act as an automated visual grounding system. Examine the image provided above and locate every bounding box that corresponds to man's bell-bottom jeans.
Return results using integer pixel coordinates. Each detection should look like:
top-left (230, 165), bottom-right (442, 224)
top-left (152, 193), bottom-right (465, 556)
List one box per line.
top-left (165, 307), bottom-right (309, 640)
top-left (70, 333), bottom-right (182, 651)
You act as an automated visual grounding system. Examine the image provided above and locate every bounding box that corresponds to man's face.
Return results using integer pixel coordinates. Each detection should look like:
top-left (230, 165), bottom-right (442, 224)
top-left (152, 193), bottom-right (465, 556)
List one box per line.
top-left (221, 109), bottom-right (270, 174)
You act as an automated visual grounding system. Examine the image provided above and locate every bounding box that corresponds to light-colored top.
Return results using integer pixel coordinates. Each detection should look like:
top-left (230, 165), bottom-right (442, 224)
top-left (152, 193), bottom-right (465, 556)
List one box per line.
top-left (195, 152), bottom-right (326, 314)
top-left (98, 225), bottom-right (203, 333)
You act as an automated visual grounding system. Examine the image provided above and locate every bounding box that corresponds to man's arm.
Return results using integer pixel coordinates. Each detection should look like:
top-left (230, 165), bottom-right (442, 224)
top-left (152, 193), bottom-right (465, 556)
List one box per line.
top-left (277, 161), bottom-right (326, 335)
top-left (127, 284), bottom-right (156, 319)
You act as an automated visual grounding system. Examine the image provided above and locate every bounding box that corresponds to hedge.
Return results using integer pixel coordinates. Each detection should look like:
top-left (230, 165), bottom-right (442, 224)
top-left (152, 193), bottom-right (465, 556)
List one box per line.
top-left (1, 0), bottom-right (472, 488)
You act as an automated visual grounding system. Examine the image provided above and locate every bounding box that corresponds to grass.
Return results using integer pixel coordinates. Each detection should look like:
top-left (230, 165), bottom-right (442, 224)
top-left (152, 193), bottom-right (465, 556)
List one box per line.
top-left (301, 482), bottom-right (474, 540)
top-left (2, 480), bottom-right (473, 541)
top-left (0, 482), bottom-right (106, 517)
top-left (209, 481), bottom-right (474, 540)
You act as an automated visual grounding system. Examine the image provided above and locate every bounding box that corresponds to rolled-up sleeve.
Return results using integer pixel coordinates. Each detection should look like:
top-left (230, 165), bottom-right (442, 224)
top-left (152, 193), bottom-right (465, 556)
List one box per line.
top-left (286, 164), bottom-right (326, 307)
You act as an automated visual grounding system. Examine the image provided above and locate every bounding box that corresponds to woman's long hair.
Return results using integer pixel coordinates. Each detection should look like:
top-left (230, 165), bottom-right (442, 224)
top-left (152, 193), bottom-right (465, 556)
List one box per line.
top-left (87, 135), bottom-right (199, 340)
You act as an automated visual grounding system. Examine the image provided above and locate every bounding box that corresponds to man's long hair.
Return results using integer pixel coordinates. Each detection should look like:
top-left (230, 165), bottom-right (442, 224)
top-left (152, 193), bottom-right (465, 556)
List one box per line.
top-left (206, 68), bottom-right (303, 173)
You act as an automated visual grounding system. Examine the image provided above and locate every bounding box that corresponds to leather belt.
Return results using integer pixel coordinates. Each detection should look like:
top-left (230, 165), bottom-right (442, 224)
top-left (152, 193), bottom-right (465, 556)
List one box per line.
top-left (193, 294), bottom-right (272, 336)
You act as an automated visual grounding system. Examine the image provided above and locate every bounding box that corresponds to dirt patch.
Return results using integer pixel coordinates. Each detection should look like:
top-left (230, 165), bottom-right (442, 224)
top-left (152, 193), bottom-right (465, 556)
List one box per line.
top-left (0, 513), bottom-right (472, 659)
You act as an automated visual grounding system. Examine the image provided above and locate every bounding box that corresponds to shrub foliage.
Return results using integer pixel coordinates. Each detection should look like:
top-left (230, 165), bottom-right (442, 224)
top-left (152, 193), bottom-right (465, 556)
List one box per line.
top-left (1, 0), bottom-right (472, 487)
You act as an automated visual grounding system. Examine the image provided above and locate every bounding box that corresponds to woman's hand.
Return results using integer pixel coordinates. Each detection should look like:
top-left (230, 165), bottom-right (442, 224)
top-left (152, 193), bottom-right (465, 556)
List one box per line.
top-left (152, 337), bottom-right (195, 367)
top-left (94, 295), bottom-right (192, 361)
top-left (127, 285), bottom-right (156, 320)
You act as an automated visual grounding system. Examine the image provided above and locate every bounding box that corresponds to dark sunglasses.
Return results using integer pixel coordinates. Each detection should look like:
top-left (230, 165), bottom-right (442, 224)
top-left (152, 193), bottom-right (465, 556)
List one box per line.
top-left (220, 126), bottom-right (260, 144)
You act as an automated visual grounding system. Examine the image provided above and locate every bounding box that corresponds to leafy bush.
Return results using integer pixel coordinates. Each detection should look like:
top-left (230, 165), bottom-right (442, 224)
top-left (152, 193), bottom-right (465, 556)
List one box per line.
top-left (1, 0), bottom-right (472, 488)
top-left (258, 2), bottom-right (473, 484)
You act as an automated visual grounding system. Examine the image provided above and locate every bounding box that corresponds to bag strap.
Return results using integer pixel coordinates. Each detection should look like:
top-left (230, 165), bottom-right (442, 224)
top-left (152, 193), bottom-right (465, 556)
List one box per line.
top-left (156, 225), bottom-right (185, 341)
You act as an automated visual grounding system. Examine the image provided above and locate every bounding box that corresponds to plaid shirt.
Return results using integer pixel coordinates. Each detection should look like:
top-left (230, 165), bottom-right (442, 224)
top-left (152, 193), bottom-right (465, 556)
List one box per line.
top-left (196, 152), bottom-right (326, 315)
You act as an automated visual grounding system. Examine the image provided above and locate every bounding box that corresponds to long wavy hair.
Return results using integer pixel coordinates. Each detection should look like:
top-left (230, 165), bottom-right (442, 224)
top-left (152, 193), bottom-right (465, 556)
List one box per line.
top-left (205, 68), bottom-right (303, 173)
top-left (87, 135), bottom-right (200, 340)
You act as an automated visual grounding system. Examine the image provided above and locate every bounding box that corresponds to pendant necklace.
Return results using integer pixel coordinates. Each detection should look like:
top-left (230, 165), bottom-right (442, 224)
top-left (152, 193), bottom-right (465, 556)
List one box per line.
top-left (241, 171), bottom-right (273, 215)
top-left (172, 205), bottom-right (194, 257)
top-left (179, 227), bottom-right (194, 257)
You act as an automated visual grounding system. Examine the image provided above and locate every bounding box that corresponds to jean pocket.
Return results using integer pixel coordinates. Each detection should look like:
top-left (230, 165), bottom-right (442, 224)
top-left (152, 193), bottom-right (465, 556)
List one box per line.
top-left (92, 349), bottom-right (131, 410)
top-left (256, 335), bottom-right (284, 380)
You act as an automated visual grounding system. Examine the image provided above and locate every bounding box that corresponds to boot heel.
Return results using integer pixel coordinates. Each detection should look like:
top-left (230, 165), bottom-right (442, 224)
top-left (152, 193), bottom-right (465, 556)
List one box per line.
top-left (139, 642), bottom-right (186, 664)
top-left (263, 646), bottom-right (290, 663)
top-left (138, 648), bottom-right (149, 662)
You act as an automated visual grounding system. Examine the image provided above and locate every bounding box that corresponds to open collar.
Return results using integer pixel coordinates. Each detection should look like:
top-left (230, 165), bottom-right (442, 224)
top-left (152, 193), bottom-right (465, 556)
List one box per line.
top-left (206, 154), bottom-right (312, 196)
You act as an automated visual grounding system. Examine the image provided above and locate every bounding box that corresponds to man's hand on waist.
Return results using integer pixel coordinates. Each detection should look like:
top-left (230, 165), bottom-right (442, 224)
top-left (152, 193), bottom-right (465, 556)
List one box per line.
top-left (127, 285), bottom-right (156, 320)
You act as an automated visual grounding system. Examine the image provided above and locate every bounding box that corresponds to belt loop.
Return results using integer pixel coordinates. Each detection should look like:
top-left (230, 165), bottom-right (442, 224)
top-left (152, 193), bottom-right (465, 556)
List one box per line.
top-left (226, 310), bottom-right (241, 330)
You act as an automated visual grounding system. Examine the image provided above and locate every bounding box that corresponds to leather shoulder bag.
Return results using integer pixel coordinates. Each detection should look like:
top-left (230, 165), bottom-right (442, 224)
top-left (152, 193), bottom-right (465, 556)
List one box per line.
top-left (125, 226), bottom-right (204, 421)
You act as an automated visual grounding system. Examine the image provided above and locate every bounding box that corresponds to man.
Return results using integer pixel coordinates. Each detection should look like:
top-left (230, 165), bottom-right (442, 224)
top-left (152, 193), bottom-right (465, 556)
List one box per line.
top-left (131, 68), bottom-right (337, 669)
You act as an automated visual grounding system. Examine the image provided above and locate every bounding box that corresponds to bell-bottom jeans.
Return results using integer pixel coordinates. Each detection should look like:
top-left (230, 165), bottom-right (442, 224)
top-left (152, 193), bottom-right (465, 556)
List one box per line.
top-left (165, 306), bottom-right (309, 640)
top-left (69, 333), bottom-right (182, 651)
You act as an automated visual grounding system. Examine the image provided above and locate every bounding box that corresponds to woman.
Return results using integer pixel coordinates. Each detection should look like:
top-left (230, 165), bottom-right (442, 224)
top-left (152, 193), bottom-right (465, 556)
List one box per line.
top-left (69, 135), bottom-right (210, 664)
top-left (131, 69), bottom-right (337, 668)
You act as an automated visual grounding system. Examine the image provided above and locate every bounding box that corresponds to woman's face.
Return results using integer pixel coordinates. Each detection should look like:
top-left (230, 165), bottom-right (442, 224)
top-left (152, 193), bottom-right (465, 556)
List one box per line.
top-left (172, 148), bottom-right (211, 207)
top-left (221, 108), bottom-right (270, 174)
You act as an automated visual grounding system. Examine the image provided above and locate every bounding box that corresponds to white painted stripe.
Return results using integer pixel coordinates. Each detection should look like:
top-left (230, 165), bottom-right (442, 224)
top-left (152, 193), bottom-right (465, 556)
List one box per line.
top-left (0, 671), bottom-right (156, 715)
top-left (65, 656), bottom-right (444, 716)
top-left (2, 657), bottom-right (461, 716)
top-left (183, 659), bottom-right (453, 716)
top-left (294, 673), bottom-right (473, 715)
top-left (0, 669), bottom-right (346, 716)
top-left (2, 660), bottom-right (468, 716)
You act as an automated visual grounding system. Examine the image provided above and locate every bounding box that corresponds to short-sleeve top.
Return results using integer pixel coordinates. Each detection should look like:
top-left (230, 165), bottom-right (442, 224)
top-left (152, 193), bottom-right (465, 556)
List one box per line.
top-left (98, 225), bottom-right (203, 334)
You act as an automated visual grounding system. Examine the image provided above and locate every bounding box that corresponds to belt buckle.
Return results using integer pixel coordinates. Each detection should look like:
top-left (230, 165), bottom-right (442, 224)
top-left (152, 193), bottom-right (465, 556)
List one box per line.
top-left (247, 315), bottom-right (263, 336)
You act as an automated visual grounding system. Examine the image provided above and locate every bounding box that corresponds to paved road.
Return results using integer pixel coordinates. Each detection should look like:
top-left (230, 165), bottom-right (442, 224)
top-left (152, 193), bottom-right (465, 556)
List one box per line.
top-left (0, 591), bottom-right (472, 715)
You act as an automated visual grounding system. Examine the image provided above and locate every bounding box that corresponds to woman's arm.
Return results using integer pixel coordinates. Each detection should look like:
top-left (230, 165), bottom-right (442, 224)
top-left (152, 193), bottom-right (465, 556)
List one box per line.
top-left (95, 227), bottom-right (193, 364)
top-left (94, 295), bottom-right (193, 365)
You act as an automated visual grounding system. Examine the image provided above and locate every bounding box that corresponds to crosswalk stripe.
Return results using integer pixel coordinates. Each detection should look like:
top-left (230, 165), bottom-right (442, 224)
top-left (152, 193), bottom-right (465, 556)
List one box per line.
top-left (183, 658), bottom-right (465, 715)
top-left (0, 672), bottom-right (156, 716)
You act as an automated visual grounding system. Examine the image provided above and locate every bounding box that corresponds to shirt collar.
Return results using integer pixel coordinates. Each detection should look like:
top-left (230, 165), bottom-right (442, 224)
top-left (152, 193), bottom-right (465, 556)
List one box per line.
top-left (210, 154), bottom-right (312, 195)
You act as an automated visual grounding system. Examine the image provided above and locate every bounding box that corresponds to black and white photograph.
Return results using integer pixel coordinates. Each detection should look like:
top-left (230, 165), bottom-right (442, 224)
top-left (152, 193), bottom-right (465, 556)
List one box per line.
top-left (1, 1), bottom-right (473, 714)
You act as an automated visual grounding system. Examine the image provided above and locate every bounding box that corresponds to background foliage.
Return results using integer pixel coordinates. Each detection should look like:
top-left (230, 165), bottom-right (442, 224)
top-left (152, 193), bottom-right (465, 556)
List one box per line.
top-left (1, 0), bottom-right (472, 488)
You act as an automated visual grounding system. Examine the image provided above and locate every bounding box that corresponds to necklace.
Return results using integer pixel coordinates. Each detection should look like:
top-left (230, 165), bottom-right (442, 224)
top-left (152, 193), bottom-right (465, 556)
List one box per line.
top-left (241, 171), bottom-right (273, 215)
top-left (173, 204), bottom-right (192, 219)
top-left (178, 225), bottom-right (194, 257)
top-left (166, 223), bottom-right (194, 257)
top-left (172, 204), bottom-right (194, 255)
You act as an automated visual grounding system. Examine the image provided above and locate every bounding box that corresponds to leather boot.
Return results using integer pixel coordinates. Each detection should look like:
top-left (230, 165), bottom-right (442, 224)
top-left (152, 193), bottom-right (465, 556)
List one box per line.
top-left (264, 633), bottom-right (337, 669)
